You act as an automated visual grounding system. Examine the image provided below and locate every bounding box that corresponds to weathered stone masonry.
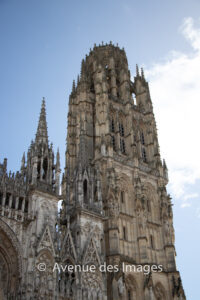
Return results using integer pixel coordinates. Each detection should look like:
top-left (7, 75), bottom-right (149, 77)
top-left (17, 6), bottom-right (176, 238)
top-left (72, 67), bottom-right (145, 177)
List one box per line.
top-left (0, 43), bottom-right (186, 300)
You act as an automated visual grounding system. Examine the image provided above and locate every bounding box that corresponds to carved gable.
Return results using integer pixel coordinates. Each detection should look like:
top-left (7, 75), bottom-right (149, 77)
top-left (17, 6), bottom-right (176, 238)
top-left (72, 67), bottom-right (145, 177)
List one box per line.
top-left (61, 230), bottom-right (76, 261)
top-left (37, 225), bottom-right (55, 255)
top-left (83, 238), bottom-right (101, 265)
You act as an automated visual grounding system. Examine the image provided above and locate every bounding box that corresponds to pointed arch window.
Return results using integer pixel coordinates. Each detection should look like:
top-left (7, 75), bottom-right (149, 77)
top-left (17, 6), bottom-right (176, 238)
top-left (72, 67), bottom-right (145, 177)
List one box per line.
top-left (128, 290), bottom-right (132, 300)
top-left (141, 132), bottom-right (145, 145)
top-left (61, 259), bottom-right (75, 297)
top-left (83, 179), bottom-right (88, 204)
top-left (154, 283), bottom-right (166, 300)
top-left (119, 120), bottom-right (126, 154)
top-left (116, 78), bottom-right (120, 98)
top-left (147, 199), bottom-right (151, 212)
top-left (142, 147), bottom-right (147, 162)
top-left (43, 157), bottom-right (48, 180)
top-left (110, 118), bottom-right (115, 133)
top-left (111, 136), bottom-right (116, 151)
top-left (24, 198), bottom-right (29, 213)
top-left (11, 196), bottom-right (16, 209)
top-left (150, 234), bottom-right (154, 249)
top-left (120, 138), bottom-right (126, 154)
top-left (37, 161), bottom-right (41, 179)
top-left (120, 191), bottom-right (124, 203)
top-left (90, 82), bottom-right (95, 93)
top-left (18, 197), bottom-right (23, 210)
top-left (119, 122), bottom-right (124, 137)
top-left (5, 193), bottom-right (10, 207)
top-left (123, 226), bottom-right (127, 240)
top-left (110, 116), bottom-right (116, 152)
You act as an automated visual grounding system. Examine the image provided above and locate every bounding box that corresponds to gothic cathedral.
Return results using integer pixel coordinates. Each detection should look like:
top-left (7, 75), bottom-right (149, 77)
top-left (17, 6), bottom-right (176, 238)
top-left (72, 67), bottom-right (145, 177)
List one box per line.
top-left (0, 43), bottom-right (186, 300)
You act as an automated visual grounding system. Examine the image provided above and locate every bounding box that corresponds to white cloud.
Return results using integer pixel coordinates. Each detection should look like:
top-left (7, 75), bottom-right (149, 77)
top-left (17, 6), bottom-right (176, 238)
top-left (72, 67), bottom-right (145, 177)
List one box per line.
top-left (180, 193), bottom-right (198, 208)
top-left (145, 17), bottom-right (200, 200)
top-left (183, 193), bottom-right (198, 201)
top-left (180, 17), bottom-right (200, 52)
top-left (181, 203), bottom-right (191, 208)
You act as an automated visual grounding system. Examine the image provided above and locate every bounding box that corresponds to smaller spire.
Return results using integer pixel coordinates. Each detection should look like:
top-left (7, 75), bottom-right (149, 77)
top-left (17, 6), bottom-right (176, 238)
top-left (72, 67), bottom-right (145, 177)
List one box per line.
top-left (141, 67), bottom-right (145, 79)
top-left (21, 152), bottom-right (25, 170)
top-left (77, 74), bottom-right (80, 85)
top-left (3, 158), bottom-right (7, 172)
top-left (163, 159), bottom-right (167, 169)
top-left (81, 59), bottom-right (84, 75)
top-left (72, 80), bottom-right (76, 93)
top-left (80, 59), bottom-right (87, 81)
top-left (136, 64), bottom-right (139, 76)
top-left (35, 98), bottom-right (48, 145)
top-left (56, 148), bottom-right (60, 171)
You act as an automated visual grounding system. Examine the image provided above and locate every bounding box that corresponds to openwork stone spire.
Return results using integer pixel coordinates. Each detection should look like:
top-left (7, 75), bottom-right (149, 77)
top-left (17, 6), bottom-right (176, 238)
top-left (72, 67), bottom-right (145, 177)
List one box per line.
top-left (35, 97), bottom-right (48, 144)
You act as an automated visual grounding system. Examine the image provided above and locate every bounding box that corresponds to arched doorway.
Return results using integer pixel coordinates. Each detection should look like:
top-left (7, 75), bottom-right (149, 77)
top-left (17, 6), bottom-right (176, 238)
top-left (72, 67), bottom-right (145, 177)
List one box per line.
top-left (0, 220), bottom-right (22, 299)
top-left (0, 248), bottom-right (9, 299)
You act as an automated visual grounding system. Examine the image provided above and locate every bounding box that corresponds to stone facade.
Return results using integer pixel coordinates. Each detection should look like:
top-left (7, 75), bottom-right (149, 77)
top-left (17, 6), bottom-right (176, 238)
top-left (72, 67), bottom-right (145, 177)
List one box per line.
top-left (0, 43), bottom-right (186, 299)
top-left (0, 99), bottom-right (60, 299)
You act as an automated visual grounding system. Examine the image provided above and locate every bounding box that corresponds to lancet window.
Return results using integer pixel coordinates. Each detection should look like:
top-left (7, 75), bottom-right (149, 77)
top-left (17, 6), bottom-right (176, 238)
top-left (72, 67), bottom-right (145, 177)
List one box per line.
top-left (140, 131), bottom-right (147, 162)
top-left (119, 119), bottom-right (125, 154)
top-left (83, 179), bottom-right (88, 204)
top-left (110, 116), bottom-right (116, 152)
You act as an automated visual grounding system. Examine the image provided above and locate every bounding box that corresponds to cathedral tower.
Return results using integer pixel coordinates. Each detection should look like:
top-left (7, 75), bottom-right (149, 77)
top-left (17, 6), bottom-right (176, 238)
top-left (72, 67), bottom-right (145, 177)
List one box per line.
top-left (60, 43), bottom-right (186, 300)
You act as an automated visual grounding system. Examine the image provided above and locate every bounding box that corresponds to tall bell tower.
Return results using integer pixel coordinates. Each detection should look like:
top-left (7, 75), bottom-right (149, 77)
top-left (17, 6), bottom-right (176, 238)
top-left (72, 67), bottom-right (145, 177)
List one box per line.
top-left (60, 43), bottom-right (186, 300)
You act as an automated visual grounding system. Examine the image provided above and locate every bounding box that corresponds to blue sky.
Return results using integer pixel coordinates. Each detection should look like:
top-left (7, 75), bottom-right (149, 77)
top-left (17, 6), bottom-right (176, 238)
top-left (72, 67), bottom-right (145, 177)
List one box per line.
top-left (0, 0), bottom-right (200, 298)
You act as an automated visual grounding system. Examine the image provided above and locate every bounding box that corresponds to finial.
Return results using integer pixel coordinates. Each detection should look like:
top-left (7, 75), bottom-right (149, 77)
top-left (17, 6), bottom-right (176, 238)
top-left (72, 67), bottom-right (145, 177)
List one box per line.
top-left (136, 64), bottom-right (139, 76)
top-left (72, 80), bottom-right (76, 93)
top-left (77, 74), bottom-right (80, 85)
top-left (3, 158), bottom-right (7, 171)
top-left (56, 148), bottom-right (60, 171)
top-left (163, 159), bottom-right (167, 169)
top-left (141, 67), bottom-right (144, 79)
top-left (21, 152), bottom-right (25, 170)
top-left (81, 59), bottom-right (86, 80)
